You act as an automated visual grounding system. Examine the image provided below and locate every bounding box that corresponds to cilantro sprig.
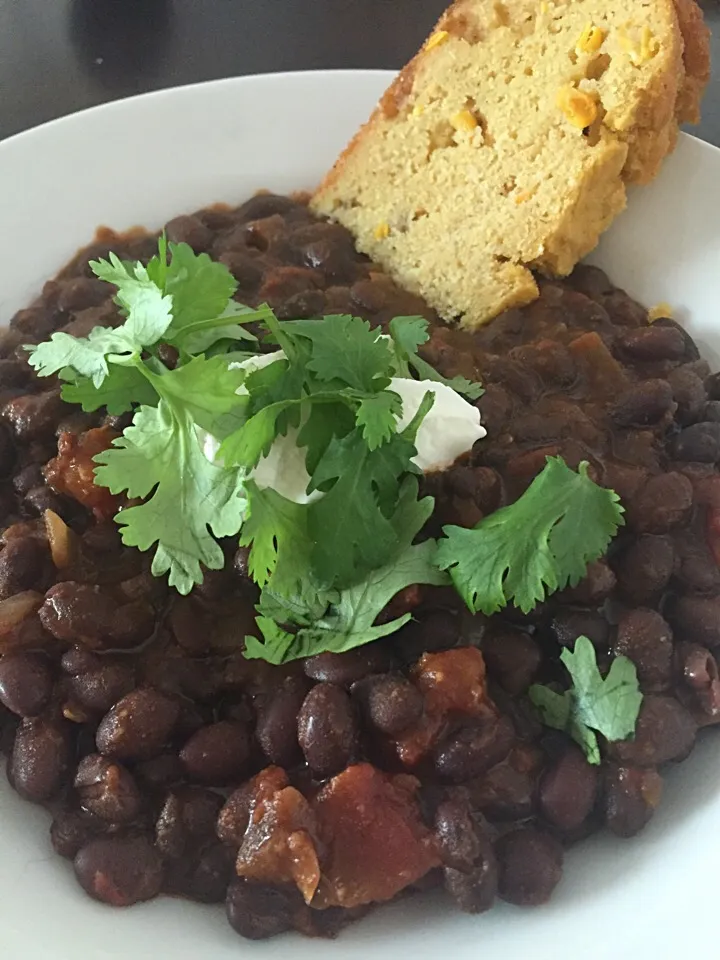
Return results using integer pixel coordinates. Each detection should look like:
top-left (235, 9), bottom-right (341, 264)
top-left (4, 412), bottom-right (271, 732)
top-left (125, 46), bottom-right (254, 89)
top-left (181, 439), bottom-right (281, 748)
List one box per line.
top-left (529, 636), bottom-right (643, 764)
top-left (27, 239), bottom-right (264, 595)
top-left (436, 458), bottom-right (624, 615)
top-left (26, 232), bottom-right (627, 667)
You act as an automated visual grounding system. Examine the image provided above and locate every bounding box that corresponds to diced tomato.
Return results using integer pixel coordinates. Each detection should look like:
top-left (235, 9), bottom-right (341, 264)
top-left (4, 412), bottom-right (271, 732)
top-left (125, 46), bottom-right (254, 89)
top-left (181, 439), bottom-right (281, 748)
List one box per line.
top-left (45, 427), bottom-right (119, 519)
top-left (236, 766), bottom-right (321, 904)
top-left (312, 763), bottom-right (439, 908)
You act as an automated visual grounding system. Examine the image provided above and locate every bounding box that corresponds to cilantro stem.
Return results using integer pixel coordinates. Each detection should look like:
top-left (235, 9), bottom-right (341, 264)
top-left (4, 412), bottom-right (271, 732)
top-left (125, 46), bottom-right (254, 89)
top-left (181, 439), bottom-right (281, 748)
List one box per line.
top-left (156, 233), bottom-right (168, 290)
top-left (173, 304), bottom-right (274, 344)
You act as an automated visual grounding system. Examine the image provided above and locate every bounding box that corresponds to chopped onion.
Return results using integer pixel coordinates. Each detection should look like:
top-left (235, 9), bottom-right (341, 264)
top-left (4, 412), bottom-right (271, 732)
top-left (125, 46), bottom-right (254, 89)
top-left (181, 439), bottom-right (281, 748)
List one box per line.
top-left (0, 590), bottom-right (43, 639)
top-left (44, 508), bottom-right (78, 569)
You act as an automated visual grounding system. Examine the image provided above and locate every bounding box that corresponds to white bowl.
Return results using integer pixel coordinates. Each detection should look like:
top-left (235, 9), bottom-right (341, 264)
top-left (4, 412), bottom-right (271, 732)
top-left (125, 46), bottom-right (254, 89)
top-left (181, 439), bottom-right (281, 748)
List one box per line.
top-left (1, 70), bottom-right (720, 960)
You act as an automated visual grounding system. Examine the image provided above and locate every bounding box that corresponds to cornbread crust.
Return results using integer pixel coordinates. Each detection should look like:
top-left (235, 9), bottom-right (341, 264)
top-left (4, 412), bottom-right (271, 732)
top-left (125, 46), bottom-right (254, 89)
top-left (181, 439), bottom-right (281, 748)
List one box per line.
top-left (311, 0), bottom-right (709, 329)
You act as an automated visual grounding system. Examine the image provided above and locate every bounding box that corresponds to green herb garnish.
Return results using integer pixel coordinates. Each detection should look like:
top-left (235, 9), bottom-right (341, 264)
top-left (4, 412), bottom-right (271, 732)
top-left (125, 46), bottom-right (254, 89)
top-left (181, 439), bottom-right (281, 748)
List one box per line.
top-left (26, 235), bottom-right (627, 667)
top-left (529, 636), bottom-right (643, 764)
top-left (435, 457), bottom-right (624, 615)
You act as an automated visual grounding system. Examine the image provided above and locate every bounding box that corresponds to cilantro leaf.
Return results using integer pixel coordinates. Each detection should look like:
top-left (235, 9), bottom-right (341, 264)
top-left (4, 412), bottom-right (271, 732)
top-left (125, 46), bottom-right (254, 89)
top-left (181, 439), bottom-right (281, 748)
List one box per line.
top-left (388, 315), bottom-right (483, 400)
top-left (287, 315), bottom-right (394, 392)
top-left (388, 315), bottom-right (430, 371)
top-left (296, 401), bottom-right (356, 476)
top-left (145, 355), bottom-right (247, 439)
top-left (238, 481), bottom-right (310, 590)
top-left (90, 253), bottom-right (174, 347)
top-left (27, 326), bottom-right (137, 387)
top-left (307, 413), bottom-right (430, 588)
top-left (93, 400), bottom-right (247, 595)
top-left (244, 539), bottom-right (449, 664)
top-left (61, 366), bottom-right (158, 415)
top-left (436, 458), bottom-right (624, 615)
top-left (162, 242), bottom-right (238, 334)
top-left (355, 390), bottom-right (403, 450)
top-left (529, 636), bottom-right (643, 764)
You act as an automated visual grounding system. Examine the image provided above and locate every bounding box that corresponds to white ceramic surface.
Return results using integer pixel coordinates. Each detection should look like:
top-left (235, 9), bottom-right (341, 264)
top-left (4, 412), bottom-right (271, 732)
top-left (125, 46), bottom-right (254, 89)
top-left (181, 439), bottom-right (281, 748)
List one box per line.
top-left (1, 70), bottom-right (719, 960)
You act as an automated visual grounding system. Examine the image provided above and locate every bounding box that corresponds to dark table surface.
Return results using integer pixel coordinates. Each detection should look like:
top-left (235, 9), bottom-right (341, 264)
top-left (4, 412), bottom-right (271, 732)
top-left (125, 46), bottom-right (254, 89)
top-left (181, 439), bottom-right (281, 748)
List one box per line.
top-left (0, 0), bottom-right (717, 145)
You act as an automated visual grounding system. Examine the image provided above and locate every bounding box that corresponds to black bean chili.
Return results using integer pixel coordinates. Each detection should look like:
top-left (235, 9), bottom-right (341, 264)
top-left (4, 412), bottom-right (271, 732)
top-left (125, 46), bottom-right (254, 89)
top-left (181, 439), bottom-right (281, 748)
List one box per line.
top-left (0, 192), bottom-right (718, 939)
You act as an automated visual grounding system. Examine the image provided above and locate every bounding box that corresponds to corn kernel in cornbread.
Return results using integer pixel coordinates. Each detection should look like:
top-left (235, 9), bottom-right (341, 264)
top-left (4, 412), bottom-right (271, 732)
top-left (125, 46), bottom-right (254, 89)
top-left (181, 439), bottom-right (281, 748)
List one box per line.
top-left (557, 86), bottom-right (598, 128)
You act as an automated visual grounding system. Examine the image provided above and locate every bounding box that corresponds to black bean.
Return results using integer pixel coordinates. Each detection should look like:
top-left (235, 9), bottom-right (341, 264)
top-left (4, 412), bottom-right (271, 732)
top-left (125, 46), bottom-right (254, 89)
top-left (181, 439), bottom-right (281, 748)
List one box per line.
top-left (180, 721), bottom-right (250, 785)
top-left (3, 390), bottom-right (68, 441)
top-left (612, 534), bottom-right (674, 604)
top-left (703, 400), bottom-right (720, 423)
top-left (569, 264), bottom-right (613, 301)
top-left (613, 608), bottom-right (673, 690)
top-left (496, 828), bottom-right (563, 906)
top-left (0, 423), bottom-right (16, 479)
top-left (444, 853), bottom-right (498, 914)
top-left (548, 607), bottom-right (610, 650)
top-left (672, 532), bottom-right (720, 595)
top-left (481, 625), bottom-right (541, 694)
top-left (476, 383), bottom-right (514, 435)
top-left (668, 366), bottom-right (708, 425)
top-left (74, 753), bottom-right (141, 822)
top-left (10, 716), bottom-right (74, 801)
top-left (96, 689), bottom-right (180, 761)
top-left (62, 648), bottom-right (136, 715)
top-left (134, 753), bottom-right (184, 791)
top-left (675, 642), bottom-right (720, 721)
top-left (12, 464), bottom-right (43, 496)
top-left (297, 683), bottom-right (358, 779)
top-left (538, 744), bottom-right (598, 831)
top-left (509, 341), bottom-right (576, 386)
top-left (558, 560), bottom-right (616, 604)
top-left (50, 808), bottom-right (107, 859)
top-left (255, 676), bottom-right (307, 766)
top-left (165, 842), bottom-right (235, 904)
top-left (275, 290), bottom-right (326, 320)
top-left (618, 325), bottom-right (686, 362)
top-left (217, 782), bottom-right (254, 848)
top-left (670, 422), bottom-right (720, 463)
top-left (226, 877), bottom-right (300, 940)
top-left (23, 485), bottom-right (78, 523)
top-left (39, 581), bottom-right (115, 644)
top-left (651, 318), bottom-right (700, 361)
top-left (10, 303), bottom-right (59, 340)
top-left (629, 472), bottom-right (693, 534)
top-left (434, 795), bottom-right (482, 872)
top-left (0, 359), bottom-right (29, 393)
top-left (352, 673), bottom-right (424, 736)
top-left (447, 465), bottom-right (503, 515)
top-left (156, 785), bottom-right (224, 858)
top-left (434, 716), bottom-right (514, 783)
top-left (74, 836), bottom-right (164, 907)
top-left (107, 599), bottom-right (155, 649)
top-left (235, 193), bottom-right (298, 222)
top-left (706, 372), bottom-right (720, 401)
top-left (303, 644), bottom-right (393, 686)
top-left (0, 652), bottom-right (53, 717)
top-left (165, 214), bottom-right (212, 252)
top-left (470, 748), bottom-right (539, 820)
top-left (393, 609), bottom-right (461, 663)
top-left (57, 277), bottom-right (108, 312)
top-left (0, 537), bottom-right (47, 599)
top-left (610, 695), bottom-right (696, 766)
top-left (669, 595), bottom-right (720, 648)
top-left (610, 379), bottom-right (675, 427)
top-left (604, 763), bottom-right (663, 837)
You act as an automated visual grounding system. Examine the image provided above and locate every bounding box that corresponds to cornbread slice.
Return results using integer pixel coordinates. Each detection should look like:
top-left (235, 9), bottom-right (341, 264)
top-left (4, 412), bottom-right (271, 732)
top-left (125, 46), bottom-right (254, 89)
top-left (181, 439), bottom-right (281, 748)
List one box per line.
top-left (311, 0), bottom-right (709, 329)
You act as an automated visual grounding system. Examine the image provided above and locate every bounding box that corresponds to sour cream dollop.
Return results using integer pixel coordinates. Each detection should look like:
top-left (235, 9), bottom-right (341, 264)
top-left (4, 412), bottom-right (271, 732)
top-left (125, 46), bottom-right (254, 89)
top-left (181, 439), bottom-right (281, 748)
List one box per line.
top-left (201, 351), bottom-right (485, 503)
